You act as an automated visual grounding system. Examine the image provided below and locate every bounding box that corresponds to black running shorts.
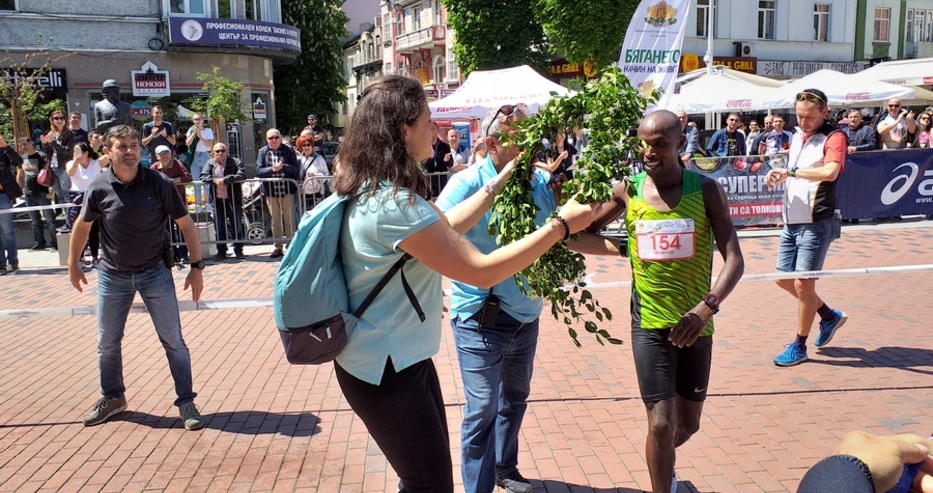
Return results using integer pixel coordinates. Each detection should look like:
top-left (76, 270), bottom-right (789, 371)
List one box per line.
top-left (631, 327), bottom-right (713, 403)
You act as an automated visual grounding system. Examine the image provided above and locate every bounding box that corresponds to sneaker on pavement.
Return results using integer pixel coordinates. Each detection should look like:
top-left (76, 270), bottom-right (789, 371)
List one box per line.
top-left (210, 252), bottom-right (228, 261)
top-left (270, 249), bottom-right (284, 259)
top-left (234, 251), bottom-right (246, 260)
top-left (179, 402), bottom-right (203, 430)
top-left (815, 309), bottom-right (847, 347)
top-left (82, 396), bottom-right (127, 426)
top-left (774, 343), bottom-right (808, 367)
top-left (496, 472), bottom-right (533, 493)
top-left (30, 244), bottom-right (45, 250)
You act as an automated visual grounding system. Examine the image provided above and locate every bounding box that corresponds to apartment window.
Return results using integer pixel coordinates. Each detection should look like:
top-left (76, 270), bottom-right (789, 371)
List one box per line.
top-left (926, 10), bottom-right (933, 42)
top-left (757, 1), bottom-right (775, 40)
top-left (407, 5), bottom-right (422, 32)
top-left (433, 0), bottom-right (442, 26)
top-left (446, 47), bottom-right (458, 82)
top-left (433, 56), bottom-right (445, 84)
top-left (813, 4), bottom-right (829, 41)
top-left (696, 0), bottom-right (716, 38)
top-left (874, 8), bottom-right (890, 42)
top-left (170, 0), bottom-right (206, 15)
top-left (0, 0), bottom-right (17, 11)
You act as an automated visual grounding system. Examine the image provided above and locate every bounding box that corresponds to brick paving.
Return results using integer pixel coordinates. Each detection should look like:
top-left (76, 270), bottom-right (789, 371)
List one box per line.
top-left (1, 221), bottom-right (932, 493)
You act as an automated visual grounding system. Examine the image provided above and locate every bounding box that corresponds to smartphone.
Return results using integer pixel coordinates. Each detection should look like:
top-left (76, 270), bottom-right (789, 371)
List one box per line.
top-left (479, 295), bottom-right (501, 327)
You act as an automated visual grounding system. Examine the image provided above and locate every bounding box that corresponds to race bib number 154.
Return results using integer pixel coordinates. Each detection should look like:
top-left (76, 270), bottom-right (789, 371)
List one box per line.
top-left (635, 218), bottom-right (696, 261)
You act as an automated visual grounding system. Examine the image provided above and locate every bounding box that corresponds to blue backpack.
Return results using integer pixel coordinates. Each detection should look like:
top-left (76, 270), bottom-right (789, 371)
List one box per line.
top-left (273, 193), bottom-right (424, 365)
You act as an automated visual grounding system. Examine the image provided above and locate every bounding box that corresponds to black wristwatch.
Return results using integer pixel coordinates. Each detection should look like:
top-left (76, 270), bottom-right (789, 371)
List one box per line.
top-left (703, 293), bottom-right (720, 314)
top-left (190, 260), bottom-right (206, 270)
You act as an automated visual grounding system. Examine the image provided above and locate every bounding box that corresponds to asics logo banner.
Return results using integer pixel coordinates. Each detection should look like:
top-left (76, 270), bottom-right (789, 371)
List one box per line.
top-left (881, 163), bottom-right (919, 205)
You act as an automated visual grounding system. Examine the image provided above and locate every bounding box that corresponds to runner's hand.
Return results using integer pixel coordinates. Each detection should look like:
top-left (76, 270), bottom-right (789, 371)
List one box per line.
top-left (669, 303), bottom-right (713, 348)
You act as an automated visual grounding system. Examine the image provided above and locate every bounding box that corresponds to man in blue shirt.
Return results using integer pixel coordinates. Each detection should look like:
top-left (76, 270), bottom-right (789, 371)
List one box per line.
top-left (436, 105), bottom-right (556, 493)
top-left (706, 113), bottom-right (746, 157)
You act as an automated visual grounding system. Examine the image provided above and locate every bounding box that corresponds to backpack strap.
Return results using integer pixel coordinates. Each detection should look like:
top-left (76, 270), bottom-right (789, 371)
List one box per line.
top-left (352, 253), bottom-right (426, 322)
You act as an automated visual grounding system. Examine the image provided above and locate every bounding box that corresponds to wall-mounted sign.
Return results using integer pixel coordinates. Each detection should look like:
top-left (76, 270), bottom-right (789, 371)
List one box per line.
top-left (758, 60), bottom-right (863, 77)
top-left (168, 16), bottom-right (301, 54)
top-left (680, 54), bottom-right (758, 74)
top-left (252, 95), bottom-right (267, 120)
top-left (131, 62), bottom-right (170, 97)
top-left (1, 68), bottom-right (68, 95)
top-left (130, 100), bottom-right (151, 122)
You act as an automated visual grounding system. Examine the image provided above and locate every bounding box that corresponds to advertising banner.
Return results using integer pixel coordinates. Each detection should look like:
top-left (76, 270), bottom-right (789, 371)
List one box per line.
top-left (838, 148), bottom-right (933, 219)
top-left (685, 155), bottom-right (784, 227)
top-left (618, 0), bottom-right (691, 108)
top-left (168, 16), bottom-right (301, 54)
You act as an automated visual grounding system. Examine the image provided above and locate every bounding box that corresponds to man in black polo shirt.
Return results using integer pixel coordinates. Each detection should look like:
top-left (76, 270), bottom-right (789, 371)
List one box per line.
top-left (68, 125), bottom-right (206, 430)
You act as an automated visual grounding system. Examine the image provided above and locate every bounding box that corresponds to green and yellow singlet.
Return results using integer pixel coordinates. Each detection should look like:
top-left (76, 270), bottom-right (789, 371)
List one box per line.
top-left (625, 170), bottom-right (714, 336)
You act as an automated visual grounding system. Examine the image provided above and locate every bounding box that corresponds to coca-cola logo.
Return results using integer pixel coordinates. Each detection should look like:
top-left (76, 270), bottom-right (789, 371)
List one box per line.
top-left (845, 92), bottom-right (870, 101)
top-left (726, 99), bottom-right (752, 108)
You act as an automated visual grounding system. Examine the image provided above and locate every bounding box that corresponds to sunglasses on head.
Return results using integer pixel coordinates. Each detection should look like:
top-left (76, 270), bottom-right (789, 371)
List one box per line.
top-left (485, 104), bottom-right (518, 137)
top-left (795, 92), bottom-right (826, 105)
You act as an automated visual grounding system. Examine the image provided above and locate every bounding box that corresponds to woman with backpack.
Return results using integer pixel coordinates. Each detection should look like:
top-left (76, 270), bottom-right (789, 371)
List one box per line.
top-left (331, 75), bottom-right (596, 492)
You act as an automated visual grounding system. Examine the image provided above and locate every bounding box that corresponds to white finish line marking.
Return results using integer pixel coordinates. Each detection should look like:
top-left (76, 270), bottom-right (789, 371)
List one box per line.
top-left (2, 264), bottom-right (932, 319)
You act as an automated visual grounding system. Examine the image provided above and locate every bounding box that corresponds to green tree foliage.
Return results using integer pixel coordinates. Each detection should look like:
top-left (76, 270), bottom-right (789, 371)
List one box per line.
top-left (535, 0), bottom-right (638, 70)
top-left (442, 0), bottom-right (549, 76)
top-left (274, 0), bottom-right (349, 135)
top-left (0, 36), bottom-right (72, 140)
top-left (491, 67), bottom-right (658, 346)
top-left (192, 67), bottom-right (250, 139)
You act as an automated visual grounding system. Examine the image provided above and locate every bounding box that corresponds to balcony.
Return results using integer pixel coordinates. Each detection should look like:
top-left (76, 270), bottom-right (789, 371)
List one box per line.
top-left (395, 25), bottom-right (445, 53)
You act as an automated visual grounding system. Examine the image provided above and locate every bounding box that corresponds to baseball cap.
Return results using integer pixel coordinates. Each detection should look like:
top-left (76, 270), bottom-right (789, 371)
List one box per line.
top-left (307, 114), bottom-right (317, 120)
top-left (155, 145), bottom-right (172, 154)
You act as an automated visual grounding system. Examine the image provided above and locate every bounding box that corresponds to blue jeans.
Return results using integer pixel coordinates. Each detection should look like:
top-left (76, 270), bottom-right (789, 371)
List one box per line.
top-left (190, 151), bottom-right (210, 208)
top-left (24, 193), bottom-right (57, 247)
top-left (0, 194), bottom-right (18, 266)
top-left (97, 266), bottom-right (196, 406)
top-left (51, 167), bottom-right (71, 205)
top-left (776, 217), bottom-right (834, 273)
top-left (452, 311), bottom-right (539, 493)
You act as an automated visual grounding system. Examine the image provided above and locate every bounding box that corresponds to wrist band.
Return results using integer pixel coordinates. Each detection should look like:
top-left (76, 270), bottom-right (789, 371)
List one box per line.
top-left (484, 181), bottom-right (500, 195)
top-left (553, 216), bottom-right (570, 241)
top-left (788, 168), bottom-right (797, 178)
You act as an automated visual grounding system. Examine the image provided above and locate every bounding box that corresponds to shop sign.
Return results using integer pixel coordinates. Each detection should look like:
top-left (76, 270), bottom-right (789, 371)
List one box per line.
top-left (130, 100), bottom-right (151, 122)
top-left (168, 16), bottom-right (301, 54)
top-left (131, 62), bottom-right (170, 97)
top-left (758, 60), bottom-right (863, 77)
top-left (0, 68), bottom-right (68, 95)
top-left (680, 54), bottom-right (758, 74)
top-left (252, 95), bottom-right (267, 120)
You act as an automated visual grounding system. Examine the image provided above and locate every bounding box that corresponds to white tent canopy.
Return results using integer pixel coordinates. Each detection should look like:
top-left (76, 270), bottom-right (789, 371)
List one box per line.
top-left (777, 69), bottom-right (914, 106)
top-left (666, 74), bottom-right (787, 113)
top-left (676, 66), bottom-right (786, 88)
top-left (429, 65), bottom-right (570, 119)
top-left (858, 57), bottom-right (933, 86)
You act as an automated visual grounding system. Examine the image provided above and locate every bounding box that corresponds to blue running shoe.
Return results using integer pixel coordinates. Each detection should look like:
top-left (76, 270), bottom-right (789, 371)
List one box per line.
top-left (815, 309), bottom-right (847, 347)
top-left (774, 343), bottom-right (808, 367)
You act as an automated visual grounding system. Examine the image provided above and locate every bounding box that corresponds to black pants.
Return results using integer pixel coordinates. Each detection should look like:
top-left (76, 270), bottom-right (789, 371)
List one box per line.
top-left (335, 358), bottom-right (453, 493)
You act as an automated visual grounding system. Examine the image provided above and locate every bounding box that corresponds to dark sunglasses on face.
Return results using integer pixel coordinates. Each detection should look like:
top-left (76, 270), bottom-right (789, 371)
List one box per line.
top-left (795, 92), bottom-right (826, 105)
top-left (485, 104), bottom-right (517, 136)
top-left (51, 116), bottom-right (65, 121)
top-left (888, 104), bottom-right (901, 108)
top-left (214, 149), bottom-right (227, 153)
top-left (268, 136), bottom-right (281, 140)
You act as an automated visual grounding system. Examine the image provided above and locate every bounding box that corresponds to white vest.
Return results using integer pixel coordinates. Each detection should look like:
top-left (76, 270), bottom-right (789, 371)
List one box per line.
top-left (783, 124), bottom-right (840, 224)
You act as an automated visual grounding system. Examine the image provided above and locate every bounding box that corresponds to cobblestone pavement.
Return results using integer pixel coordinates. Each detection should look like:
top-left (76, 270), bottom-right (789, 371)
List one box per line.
top-left (1, 221), bottom-right (931, 492)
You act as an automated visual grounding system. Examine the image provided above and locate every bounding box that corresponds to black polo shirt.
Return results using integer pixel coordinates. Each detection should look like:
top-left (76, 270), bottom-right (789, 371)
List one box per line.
top-left (81, 165), bottom-right (189, 273)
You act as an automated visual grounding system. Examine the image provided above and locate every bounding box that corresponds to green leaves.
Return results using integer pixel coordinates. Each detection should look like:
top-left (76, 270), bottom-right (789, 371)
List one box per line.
top-left (490, 67), bottom-right (654, 347)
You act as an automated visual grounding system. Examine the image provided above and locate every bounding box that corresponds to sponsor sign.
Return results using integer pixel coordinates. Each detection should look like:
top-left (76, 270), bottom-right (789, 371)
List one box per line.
top-left (131, 62), bottom-right (170, 97)
top-left (0, 68), bottom-right (67, 95)
top-left (619, 0), bottom-right (691, 108)
top-left (685, 155), bottom-right (784, 227)
top-left (168, 16), bottom-right (301, 54)
top-left (838, 149), bottom-right (933, 219)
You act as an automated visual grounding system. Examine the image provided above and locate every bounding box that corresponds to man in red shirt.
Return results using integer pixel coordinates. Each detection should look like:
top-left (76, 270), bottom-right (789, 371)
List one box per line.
top-left (765, 88), bottom-right (848, 367)
top-left (151, 145), bottom-right (192, 265)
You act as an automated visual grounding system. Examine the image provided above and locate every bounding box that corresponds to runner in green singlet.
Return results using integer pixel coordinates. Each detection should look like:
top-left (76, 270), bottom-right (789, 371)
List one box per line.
top-left (572, 110), bottom-right (745, 493)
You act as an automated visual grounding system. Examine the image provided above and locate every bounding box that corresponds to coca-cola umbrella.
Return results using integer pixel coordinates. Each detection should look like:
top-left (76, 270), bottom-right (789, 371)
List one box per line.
top-left (665, 74), bottom-right (787, 113)
top-left (776, 69), bottom-right (914, 106)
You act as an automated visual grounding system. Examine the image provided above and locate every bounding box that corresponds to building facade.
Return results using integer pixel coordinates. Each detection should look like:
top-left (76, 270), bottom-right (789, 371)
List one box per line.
top-left (0, 0), bottom-right (299, 167)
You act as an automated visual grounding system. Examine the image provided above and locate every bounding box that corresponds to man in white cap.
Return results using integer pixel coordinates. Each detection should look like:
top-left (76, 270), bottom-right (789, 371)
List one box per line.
top-left (150, 145), bottom-right (192, 266)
